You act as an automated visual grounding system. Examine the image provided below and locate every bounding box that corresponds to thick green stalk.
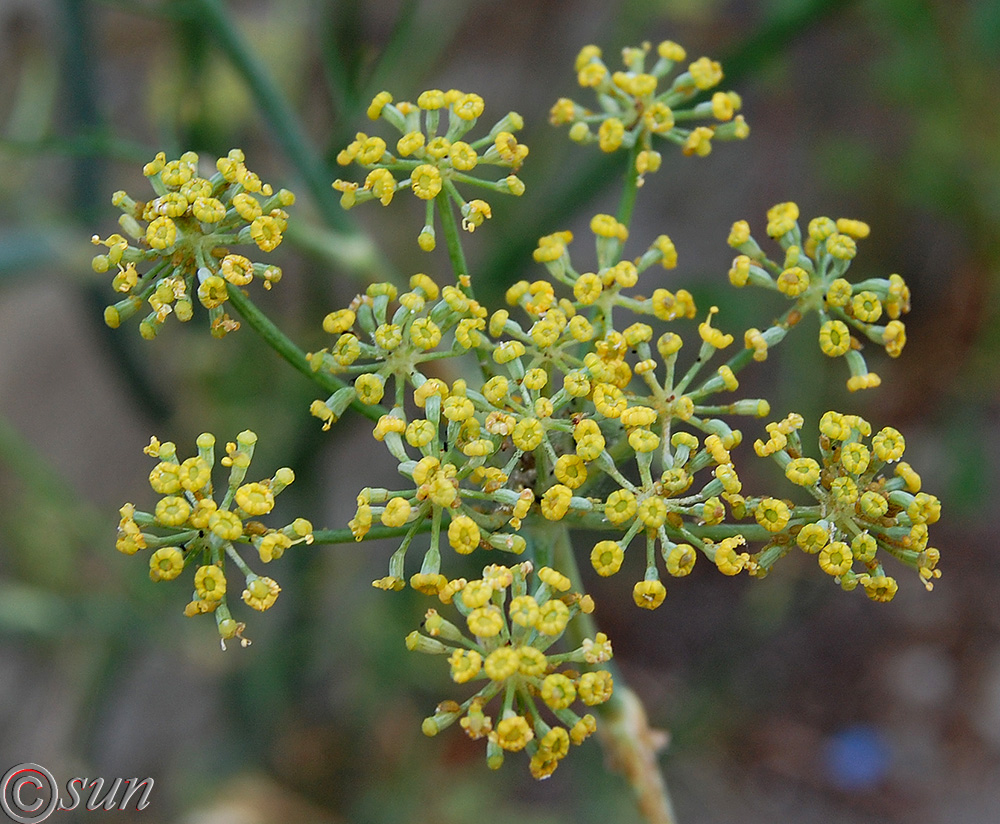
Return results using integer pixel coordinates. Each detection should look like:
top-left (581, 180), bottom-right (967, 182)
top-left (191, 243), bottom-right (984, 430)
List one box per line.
top-left (552, 524), bottom-right (678, 824)
top-left (435, 191), bottom-right (494, 379)
top-left (436, 192), bottom-right (472, 294)
top-left (616, 141), bottom-right (643, 231)
top-left (224, 284), bottom-right (383, 422)
top-left (312, 520), bottom-right (434, 546)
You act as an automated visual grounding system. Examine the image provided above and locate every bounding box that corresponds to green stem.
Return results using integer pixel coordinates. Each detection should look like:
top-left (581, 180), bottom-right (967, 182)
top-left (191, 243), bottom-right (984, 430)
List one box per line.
top-left (436, 190), bottom-right (472, 294)
top-left (224, 284), bottom-right (383, 422)
top-left (312, 521), bottom-right (434, 545)
top-left (616, 141), bottom-right (643, 231)
top-left (553, 525), bottom-right (677, 824)
top-left (435, 190), bottom-right (494, 380)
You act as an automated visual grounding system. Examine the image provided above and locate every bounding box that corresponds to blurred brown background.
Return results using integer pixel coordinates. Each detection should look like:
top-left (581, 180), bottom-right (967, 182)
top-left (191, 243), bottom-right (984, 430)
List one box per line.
top-left (1, 1), bottom-right (997, 822)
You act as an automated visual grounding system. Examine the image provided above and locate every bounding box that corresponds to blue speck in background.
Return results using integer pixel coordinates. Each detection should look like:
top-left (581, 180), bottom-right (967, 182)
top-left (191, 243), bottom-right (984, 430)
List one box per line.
top-left (823, 724), bottom-right (891, 790)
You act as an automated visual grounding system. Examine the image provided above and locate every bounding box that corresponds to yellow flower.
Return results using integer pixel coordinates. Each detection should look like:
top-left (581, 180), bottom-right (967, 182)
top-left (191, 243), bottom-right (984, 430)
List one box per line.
top-left (632, 579), bottom-right (666, 609)
top-left (714, 535), bottom-right (748, 575)
top-left (509, 595), bottom-right (540, 628)
top-left (257, 532), bottom-right (291, 563)
top-left (682, 126), bottom-right (714, 157)
top-left (637, 496), bottom-right (667, 529)
top-left (323, 309), bottom-right (355, 335)
top-left (851, 531), bottom-right (878, 563)
top-left (754, 498), bottom-right (791, 532)
top-left (536, 598), bottom-right (571, 635)
top-left (541, 484), bottom-right (573, 521)
top-left (830, 476), bottom-right (858, 505)
top-left (862, 574), bottom-right (898, 602)
top-left (250, 214), bottom-right (283, 252)
top-left (538, 673), bottom-right (577, 711)
top-left (573, 272), bottom-right (603, 304)
top-left (698, 306), bottom-right (733, 349)
top-left (219, 254), bottom-right (254, 286)
top-left (841, 442), bottom-right (871, 475)
top-left (235, 482), bottom-right (274, 516)
top-left (452, 92), bottom-right (484, 120)
top-left (449, 648), bottom-right (483, 683)
top-left (598, 117), bottom-right (625, 152)
top-left (148, 461), bottom-right (181, 494)
top-left (826, 278), bottom-right (853, 307)
top-left (591, 540), bottom-right (624, 577)
top-left (578, 670), bottom-right (614, 705)
top-left (155, 495), bottom-right (191, 527)
top-left (582, 632), bottom-right (613, 664)
top-left (550, 454), bottom-right (585, 490)
top-left (447, 515), bottom-right (481, 554)
top-left (380, 497), bottom-right (412, 527)
top-left (467, 605), bottom-right (504, 637)
top-left (242, 576), bottom-right (281, 611)
top-left (859, 491), bottom-right (888, 520)
top-left (872, 427), bottom-right (905, 461)
top-left (594, 383), bottom-right (628, 418)
top-left (410, 317), bottom-right (442, 349)
top-left (851, 291), bottom-right (883, 323)
top-left (766, 201), bottom-right (799, 238)
top-left (908, 492), bottom-right (941, 525)
top-left (493, 340), bottom-right (526, 364)
top-left (818, 541), bottom-right (852, 576)
top-left (410, 164), bottom-right (443, 199)
top-left (628, 428), bottom-right (660, 453)
top-left (537, 566), bottom-right (571, 591)
top-left (826, 232), bottom-right (856, 260)
top-left (145, 216), bottom-right (177, 250)
top-left (492, 715), bottom-right (534, 752)
top-left (796, 522), bottom-right (829, 554)
top-left (689, 56), bottom-right (723, 89)
top-left (819, 320), bottom-right (852, 357)
top-left (777, 266), bottom-right (810, 297)
top-left (570, 714), bottom-right (597, 745)
top-left (785, 457), bottom-right (820, 486)
top-left (149, 547), bottom-right (184, 582)
top-left (511, 417), bottom-right (545, 452)
top-left (209, 509), bottom-right (243, 541)
top-left (516, 646), bottom-right (548, 677)
top-left (484, 647), bottom-right (519, 681)
top-left (194, 564), bottom-right (227, 601)
top-left (665, 544), bottom-right (696, 577)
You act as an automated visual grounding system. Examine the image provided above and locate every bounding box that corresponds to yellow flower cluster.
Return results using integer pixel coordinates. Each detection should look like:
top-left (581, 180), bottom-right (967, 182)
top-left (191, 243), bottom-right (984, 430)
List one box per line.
top-left (407, 562), bottom-right (611, 778)
top-left (727, 204), bottom-right (911, 390)
top-left (94, 150), bottom-right (294, 338)
top-left (754, 411), bottom-right (941, 599)
top-left (306, 273), bottom-right (489, 430)
top-left (550, 41), bottom-right (749, 178)
top-left (318, 230), bottom-right (774, 607)
top-left (332, 89), bottom-right (528, 249)
top-left (116, 430), bottom-right (313, 645)
top-left (99, 35), bottom-right (942, 790)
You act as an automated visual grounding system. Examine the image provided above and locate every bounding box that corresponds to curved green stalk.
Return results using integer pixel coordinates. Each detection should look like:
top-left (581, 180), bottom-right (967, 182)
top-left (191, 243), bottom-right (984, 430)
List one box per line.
top-left (224, 283), bottom-right (384, 422)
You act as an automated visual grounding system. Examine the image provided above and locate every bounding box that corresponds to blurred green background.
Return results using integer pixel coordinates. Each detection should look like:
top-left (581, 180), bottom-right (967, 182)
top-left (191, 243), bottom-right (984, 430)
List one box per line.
top-left (1, 1), bottom-right (997, 822)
